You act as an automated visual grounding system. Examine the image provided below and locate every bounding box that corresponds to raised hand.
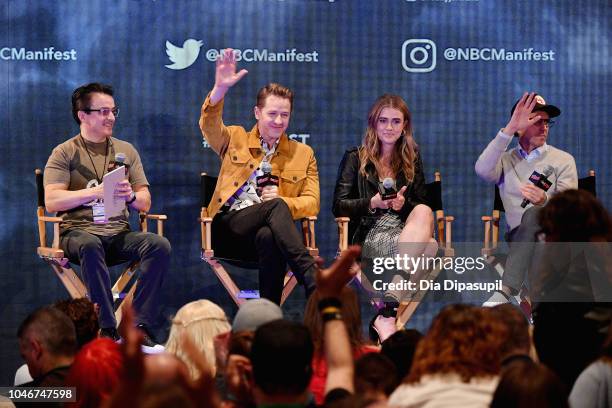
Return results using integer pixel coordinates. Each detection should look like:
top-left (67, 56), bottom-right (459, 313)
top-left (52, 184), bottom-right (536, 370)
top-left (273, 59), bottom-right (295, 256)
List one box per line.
top-left (214, 48), bottom-right (248, 91)
top-left (504, 92), bottom-right (540, 136)
top-left (316, 245), bottom-right (361, 299)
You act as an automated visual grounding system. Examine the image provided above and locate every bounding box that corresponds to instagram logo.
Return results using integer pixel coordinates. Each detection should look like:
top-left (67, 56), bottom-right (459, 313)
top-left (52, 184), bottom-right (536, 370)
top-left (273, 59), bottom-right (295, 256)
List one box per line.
top-left (402, 39), bottom-right (437, 73)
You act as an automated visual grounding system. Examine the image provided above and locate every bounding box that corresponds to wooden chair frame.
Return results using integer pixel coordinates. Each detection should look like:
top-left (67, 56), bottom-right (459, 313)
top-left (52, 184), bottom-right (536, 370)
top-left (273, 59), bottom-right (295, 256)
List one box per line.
top-left (35, 169), bottom-right (167, 324)
top-left (335, 171), bottom-right (455, 328)
top-left (199, 172), bottom-right (318, 306)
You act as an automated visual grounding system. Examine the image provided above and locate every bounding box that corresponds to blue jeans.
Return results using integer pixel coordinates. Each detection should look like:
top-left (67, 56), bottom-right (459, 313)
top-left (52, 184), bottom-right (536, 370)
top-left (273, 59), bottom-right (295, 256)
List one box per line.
top-left (61, 229), bottom-right (171, 328)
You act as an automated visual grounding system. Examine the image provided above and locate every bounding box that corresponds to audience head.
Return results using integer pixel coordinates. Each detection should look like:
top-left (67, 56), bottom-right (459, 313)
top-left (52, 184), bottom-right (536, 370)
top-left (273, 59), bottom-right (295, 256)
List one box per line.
top-left (251, 319), bottom-right (313, 399)
top-left (17, 306), bottom-right (77, 378)
top-left (490, 359), bottom-right (569, 408)
top-left (165, 299), bottom-right (230, 379)
top-left (380, 329), bottom-right (423, 380)
top-left (65, 338), bottom-right (122, 408)
top-left (304, 287), bottom-right (364, 352)
top-left (228, 330), bottom-right (255, 357)
top-left (232, 298), bottom-right (283, 333)
top-left (407, 304), bottom-right (506, 383)
top-left (539, 189), bottom-right (611, 242)
top-left (144, 353), bottom-right (191, 386)
top-left (354, 353), bottom-right (399, 401)
top-left (53, 298), bottom-right (99, 349)
top-left (138, 382), bottom-right (195, 408)
top-left (71, 82), bottom-right (114, 125)
top-left (490, 304), bottom-right (532, 362)
top-left (360, 94), bottom-right (418, 181)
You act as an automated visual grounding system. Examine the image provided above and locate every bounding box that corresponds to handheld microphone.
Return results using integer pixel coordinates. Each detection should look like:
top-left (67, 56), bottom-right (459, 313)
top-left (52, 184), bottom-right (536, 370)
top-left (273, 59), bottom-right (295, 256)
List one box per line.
top-left (256, 161), bottom-right (279, 189)
top-left (378, 177), bottom-right (398, 200)
top-left (109, 152), bottom-right (129, 175)
top-left (521, 165), bottom-right (554, 208)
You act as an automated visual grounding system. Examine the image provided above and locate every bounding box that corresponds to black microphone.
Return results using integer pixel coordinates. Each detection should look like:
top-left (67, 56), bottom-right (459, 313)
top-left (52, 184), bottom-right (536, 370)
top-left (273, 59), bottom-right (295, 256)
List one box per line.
top-left (256, 161), bottom-right (279, 189)
top-left (109, 152), bottom-right (129, 175)
top-left (378, 177), bottom-right (398, 200)
top-left (521, 165), bottom-right (554, 208)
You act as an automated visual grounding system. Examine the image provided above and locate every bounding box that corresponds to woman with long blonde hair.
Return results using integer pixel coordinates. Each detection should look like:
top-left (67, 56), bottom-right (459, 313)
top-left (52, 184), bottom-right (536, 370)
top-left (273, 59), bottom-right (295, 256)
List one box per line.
top-left (332, 94), bottom-right (434, 311)
top-left (165, 299), bottom-right (231, 379)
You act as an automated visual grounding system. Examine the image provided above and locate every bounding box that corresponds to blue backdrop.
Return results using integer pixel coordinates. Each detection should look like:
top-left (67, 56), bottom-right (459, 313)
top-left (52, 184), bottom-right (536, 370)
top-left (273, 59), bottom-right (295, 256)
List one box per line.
top-left (1, 0), bottom-right (610, 381)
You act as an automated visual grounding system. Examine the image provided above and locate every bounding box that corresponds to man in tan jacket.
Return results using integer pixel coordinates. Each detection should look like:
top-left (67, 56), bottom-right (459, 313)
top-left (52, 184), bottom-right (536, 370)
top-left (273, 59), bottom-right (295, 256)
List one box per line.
top-left (199, 48), bottom-right (320, 303)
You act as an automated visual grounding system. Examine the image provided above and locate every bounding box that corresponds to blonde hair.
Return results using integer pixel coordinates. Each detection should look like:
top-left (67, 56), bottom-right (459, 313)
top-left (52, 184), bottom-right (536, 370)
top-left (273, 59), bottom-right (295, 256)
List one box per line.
top-left (358, 94), bottom-right (418, 181)
top-left (164, 300), bottom-right (230, 379)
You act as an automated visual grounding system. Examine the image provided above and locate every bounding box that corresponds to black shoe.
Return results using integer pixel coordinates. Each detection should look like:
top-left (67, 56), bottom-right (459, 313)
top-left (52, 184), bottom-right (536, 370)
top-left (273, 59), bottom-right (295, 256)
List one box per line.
top-left (100, 327), bottom-right (121, 342)
top-left (368, 302), bottom-right (398, 343)
top-left (137, 324), bottom-right (159, 347)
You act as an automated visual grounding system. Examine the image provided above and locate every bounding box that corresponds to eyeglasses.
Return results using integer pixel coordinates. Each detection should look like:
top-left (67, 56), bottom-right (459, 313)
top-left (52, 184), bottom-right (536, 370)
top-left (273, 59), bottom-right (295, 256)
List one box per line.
top-left (534, 118), bottom-right (555, 128)
top-left (83, 107), bottom-right (120, 117)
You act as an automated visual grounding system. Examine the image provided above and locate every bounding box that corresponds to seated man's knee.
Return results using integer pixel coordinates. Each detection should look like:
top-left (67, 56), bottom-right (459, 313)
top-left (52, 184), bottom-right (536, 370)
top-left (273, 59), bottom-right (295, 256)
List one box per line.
top-left (255, 226), bottom-right (275, 247)
top-left (145, 234), bottom-right (172, 258)
top-left (267, 197), bottom-right (290, 213)
top-left (521, 206), bottom-right (541, 226)
top-left (153, 234), bottom-right (172, 256)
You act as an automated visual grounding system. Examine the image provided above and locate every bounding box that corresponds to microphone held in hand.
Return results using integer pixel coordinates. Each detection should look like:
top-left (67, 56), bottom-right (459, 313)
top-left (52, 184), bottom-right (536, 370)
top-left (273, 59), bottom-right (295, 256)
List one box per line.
top-left (109, 152), bottom-right (129, 175)
top-left (521, 165), bottom-right (554, 208)
top-left (256, 161), bottom-right (279, 189)
top-left (379, 177), bottom-right (398, 200)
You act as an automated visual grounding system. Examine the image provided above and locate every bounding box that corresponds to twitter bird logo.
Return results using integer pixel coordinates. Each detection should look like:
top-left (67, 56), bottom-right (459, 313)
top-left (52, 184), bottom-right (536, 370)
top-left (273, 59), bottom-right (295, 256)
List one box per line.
top-left (165, 39), bottom-right (203, 70)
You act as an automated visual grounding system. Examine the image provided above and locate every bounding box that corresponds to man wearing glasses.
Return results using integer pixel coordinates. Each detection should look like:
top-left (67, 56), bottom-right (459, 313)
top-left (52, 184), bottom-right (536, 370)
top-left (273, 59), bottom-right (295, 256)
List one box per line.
top-left (43, 83), bottom-right (170, 345)
top-left (475, 92), bottom-right (578, 307)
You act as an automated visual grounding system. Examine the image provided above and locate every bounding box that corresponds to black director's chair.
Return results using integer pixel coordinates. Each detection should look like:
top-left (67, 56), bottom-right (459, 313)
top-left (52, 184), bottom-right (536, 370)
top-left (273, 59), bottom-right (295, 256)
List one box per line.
top-left (199, 172), bottom-right (318, 306)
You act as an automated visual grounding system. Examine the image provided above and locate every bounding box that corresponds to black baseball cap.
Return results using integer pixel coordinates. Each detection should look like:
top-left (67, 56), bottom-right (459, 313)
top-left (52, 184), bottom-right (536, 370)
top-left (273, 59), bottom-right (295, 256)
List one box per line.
top-left (510, 94), bottom-right (561, 118)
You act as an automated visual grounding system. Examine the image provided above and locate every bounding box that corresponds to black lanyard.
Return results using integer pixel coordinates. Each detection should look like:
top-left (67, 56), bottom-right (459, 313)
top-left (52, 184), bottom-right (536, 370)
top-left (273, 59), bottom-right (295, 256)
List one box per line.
top-left (80, 134), bottom-right (109, 183)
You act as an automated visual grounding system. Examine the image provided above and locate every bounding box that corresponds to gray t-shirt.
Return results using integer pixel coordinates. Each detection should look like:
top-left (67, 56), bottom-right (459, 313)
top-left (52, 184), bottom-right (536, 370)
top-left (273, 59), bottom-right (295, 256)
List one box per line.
top-left (44, 134), bottom-right (149, 236)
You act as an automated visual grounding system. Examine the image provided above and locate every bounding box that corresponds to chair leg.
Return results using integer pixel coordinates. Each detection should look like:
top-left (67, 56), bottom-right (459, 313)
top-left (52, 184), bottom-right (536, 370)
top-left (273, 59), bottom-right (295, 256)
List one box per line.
top-left (280, 272), bottom-right (298, 305)
top-left (46, 258), bottom-right (88, 299)
top-left (111, 261), bottom-right (139, 299)
top-left (206, 259), bottom-right (247, 306)
top-left (395, 259), bottom-right (445, 329)
top-left (115, 281), bottom-right (138, 325)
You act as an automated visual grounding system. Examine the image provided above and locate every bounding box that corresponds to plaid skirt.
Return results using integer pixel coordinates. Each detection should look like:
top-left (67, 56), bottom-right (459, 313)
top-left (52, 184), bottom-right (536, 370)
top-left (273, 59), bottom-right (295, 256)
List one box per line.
top-left (362, 211), bottom-right (403, 260)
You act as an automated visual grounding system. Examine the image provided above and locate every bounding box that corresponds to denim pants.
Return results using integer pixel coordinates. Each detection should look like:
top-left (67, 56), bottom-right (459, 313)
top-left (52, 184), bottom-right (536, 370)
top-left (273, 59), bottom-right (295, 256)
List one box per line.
top-left (61, 229), bottom-right (171, 329)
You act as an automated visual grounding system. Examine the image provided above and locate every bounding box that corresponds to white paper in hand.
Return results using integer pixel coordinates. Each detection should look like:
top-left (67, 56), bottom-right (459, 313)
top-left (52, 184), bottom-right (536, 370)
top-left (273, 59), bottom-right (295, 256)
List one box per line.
top-left (103, 165), bottom-right (127, 221)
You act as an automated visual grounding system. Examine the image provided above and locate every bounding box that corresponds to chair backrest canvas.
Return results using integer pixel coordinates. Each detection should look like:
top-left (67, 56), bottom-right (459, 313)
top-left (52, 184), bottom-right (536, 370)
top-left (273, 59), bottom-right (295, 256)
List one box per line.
top-left (200, 173), bottom-right (219, 208)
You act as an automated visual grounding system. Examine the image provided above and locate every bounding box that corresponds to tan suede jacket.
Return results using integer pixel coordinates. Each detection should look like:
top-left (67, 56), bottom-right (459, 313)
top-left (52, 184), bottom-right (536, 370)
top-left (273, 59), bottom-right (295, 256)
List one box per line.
top-left (199, 95), bottom-right (320, 220)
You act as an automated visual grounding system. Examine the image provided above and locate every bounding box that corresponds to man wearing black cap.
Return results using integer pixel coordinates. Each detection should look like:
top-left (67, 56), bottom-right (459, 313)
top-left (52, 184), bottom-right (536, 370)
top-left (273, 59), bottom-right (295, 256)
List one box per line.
top-left (475, 92), bottom-right (577, 305)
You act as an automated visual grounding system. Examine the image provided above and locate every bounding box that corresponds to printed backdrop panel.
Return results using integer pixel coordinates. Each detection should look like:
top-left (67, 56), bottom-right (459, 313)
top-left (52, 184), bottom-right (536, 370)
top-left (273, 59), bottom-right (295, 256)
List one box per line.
top-left (1, 0), bottom-right (609, 381)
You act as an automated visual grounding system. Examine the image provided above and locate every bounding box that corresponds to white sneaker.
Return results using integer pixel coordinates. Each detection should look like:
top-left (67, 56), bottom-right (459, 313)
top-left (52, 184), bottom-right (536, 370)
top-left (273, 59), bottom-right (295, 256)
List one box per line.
top-left (483, 291), bottom-right (511, 307)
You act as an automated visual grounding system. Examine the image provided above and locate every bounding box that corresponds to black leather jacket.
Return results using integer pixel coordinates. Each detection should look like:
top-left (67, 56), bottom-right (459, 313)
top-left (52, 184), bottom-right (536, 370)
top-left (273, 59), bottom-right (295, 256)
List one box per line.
top-left (332, 147), bottom-right (428, 245)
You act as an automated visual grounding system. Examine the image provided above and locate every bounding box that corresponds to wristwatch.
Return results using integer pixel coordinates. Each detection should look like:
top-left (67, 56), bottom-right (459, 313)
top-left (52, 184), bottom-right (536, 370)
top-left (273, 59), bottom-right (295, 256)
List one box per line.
top-left (127, 192), bottom-right (137, 204)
